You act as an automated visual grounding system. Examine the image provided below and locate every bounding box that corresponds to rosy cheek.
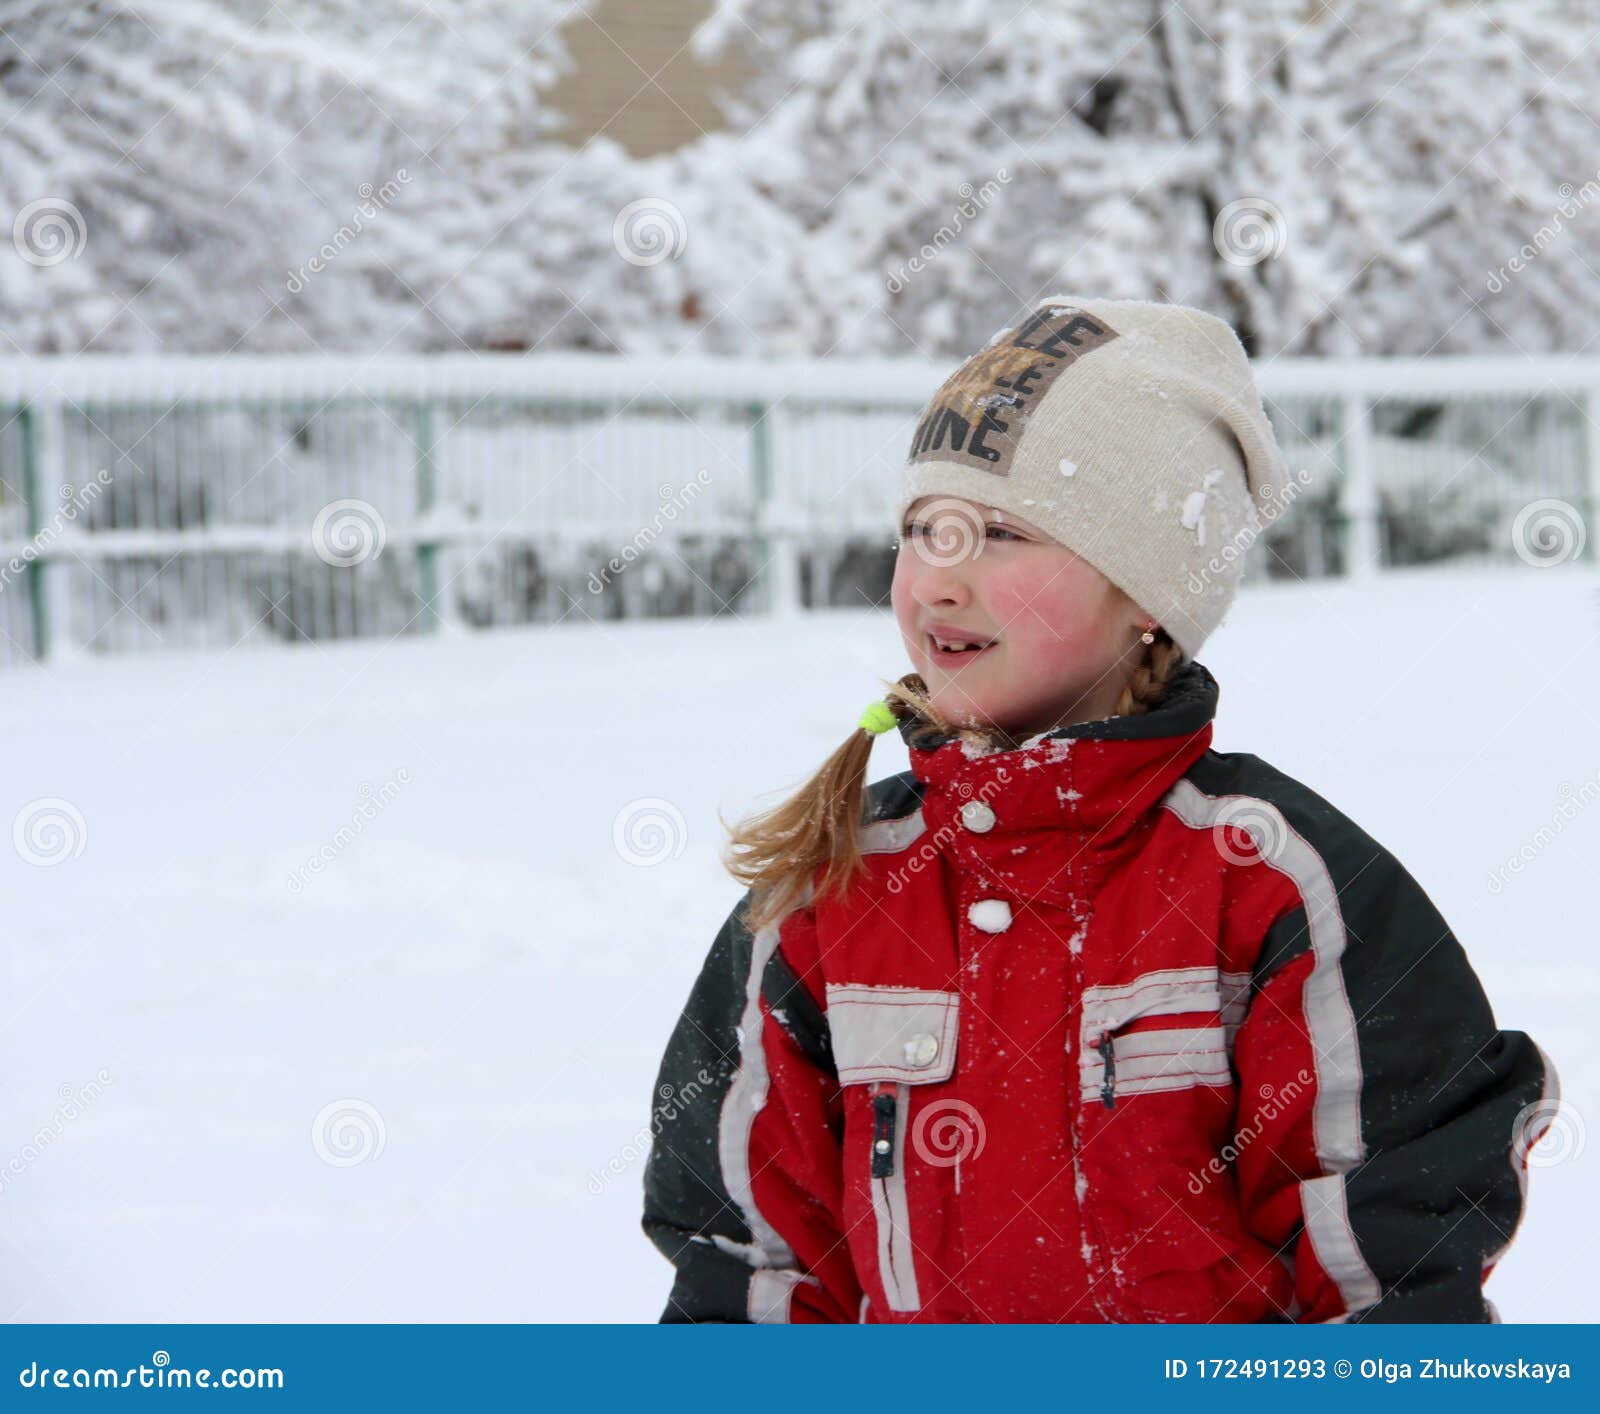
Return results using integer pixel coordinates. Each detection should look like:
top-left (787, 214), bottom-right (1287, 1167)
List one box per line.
top-left (986, 574), bottom-right (1095, 663)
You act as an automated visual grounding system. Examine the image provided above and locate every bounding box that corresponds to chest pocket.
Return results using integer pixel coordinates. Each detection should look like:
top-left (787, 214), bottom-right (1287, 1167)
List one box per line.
top-left (1076, 965), bottom-right (1251, 1106)
top-left (825, 984), bottom-right (960, 1313)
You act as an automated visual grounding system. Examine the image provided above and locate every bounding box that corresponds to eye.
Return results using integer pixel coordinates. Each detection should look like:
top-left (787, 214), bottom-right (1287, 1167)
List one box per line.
top-left (896, 519), bottom-right (1026, 547)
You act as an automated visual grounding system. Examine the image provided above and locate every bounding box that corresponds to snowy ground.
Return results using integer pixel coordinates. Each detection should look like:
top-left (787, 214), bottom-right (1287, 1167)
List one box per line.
top-left (2, 561), bottom-right (1596, 1322)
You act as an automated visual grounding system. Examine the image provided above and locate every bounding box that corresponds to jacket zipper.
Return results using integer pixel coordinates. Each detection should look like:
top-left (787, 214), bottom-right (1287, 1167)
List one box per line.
top-left (1098, 1029), bottom-right (1116, 1108)
top-left (871, 1090), bottom-right (897, 1176)
top-left (870, 1083), bottom-right (920, 1310)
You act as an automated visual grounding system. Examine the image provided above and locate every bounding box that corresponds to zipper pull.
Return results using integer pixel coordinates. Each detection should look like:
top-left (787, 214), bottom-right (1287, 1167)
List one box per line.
top-left (871, 1090), bottom-right (897, 1177)
top-left (1098, 1030), bottom-right (1116, 1109)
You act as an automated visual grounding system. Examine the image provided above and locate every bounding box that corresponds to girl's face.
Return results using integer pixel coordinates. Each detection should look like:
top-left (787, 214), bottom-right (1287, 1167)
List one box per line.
top-left (890, 495), bottom-right (1152, 738)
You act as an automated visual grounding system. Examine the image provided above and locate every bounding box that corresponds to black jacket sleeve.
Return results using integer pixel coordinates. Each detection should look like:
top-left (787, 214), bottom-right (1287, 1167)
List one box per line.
top-left (1228, 765), bottom-right (1561, 1323)
top-left (640, 888), bottom-right (857, 1323)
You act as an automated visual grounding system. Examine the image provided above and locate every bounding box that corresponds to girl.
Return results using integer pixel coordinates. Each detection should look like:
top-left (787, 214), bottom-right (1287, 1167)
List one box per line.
top-left (641, 295), bottom-right (1560, 1323)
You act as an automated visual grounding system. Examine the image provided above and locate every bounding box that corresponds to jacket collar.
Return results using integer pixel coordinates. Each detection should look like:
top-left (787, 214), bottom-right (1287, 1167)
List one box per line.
top-left (897, 659), bottom-right (1219, 844)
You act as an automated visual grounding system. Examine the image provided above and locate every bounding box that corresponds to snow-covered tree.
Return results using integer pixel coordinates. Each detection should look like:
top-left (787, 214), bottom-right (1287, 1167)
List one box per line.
top-left (0, 0), bottom-right (585, 353)
top-left (3, 0), bottom-right (1597, 358)
top-left (591, 0), bottom-right (1600, 358)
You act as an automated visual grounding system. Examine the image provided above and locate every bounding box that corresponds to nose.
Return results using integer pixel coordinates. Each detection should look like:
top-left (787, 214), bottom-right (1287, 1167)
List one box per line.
top-left (909, 558), bottom-right (974, 613)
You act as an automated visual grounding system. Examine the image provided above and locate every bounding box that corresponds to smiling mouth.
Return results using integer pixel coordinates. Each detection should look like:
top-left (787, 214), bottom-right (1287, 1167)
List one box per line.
top-left (926, 632), bottom-right (998, 662)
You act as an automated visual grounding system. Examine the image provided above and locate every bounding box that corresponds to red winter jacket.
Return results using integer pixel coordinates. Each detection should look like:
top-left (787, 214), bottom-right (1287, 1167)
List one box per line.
top-left (642, 659), bottom-right (1558, 1323)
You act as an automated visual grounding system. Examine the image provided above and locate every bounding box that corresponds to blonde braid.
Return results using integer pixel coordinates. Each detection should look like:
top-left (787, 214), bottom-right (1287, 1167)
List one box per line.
top-left (1111, 629), bottom-right (1185, 717)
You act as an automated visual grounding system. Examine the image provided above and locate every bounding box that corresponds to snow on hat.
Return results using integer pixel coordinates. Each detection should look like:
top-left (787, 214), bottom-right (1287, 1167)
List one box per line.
top-left (898, 294), bottom-right (1291, 659)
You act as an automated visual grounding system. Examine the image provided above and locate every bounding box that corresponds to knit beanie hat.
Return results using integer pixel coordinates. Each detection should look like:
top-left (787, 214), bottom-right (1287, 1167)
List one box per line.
top-left (898, 294), bottom-right (1291, 659)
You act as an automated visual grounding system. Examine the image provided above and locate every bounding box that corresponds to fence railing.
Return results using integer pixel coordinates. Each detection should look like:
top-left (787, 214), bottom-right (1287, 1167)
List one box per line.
top-left (0, 353), bottom-right (1596, 666)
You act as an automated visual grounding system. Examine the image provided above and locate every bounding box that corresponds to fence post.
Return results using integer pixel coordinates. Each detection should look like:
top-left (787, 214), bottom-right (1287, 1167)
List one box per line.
top-left (1340, 391), bottom-right (1380, 576)
top-left (750, 399), bottom-right (800, 616)
top-left (19, 395), bottom-right (73, 662)
top-left (1585, 388), bottom-right (1600, 563)
top-left (414, 398), bottom-right (440, 632)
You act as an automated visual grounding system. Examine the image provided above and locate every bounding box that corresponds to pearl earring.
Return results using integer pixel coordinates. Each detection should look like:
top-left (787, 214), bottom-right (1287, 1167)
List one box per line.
top-left (1140, 625), bottom-right (1156, 645)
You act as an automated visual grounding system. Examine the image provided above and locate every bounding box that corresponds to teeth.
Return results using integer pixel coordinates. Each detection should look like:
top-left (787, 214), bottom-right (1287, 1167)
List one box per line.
top-left (934, 637), bottom-right (988, 652)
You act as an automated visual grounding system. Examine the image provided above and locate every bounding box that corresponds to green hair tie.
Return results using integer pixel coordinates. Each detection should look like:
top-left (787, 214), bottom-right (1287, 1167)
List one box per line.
top-left (859, 701), bottom-right (897, 735)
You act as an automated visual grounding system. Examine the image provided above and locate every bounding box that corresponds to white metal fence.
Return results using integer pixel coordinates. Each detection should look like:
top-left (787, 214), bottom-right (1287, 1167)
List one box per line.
top-left (0, 353), bottom-right (1596, 667)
